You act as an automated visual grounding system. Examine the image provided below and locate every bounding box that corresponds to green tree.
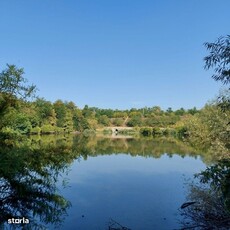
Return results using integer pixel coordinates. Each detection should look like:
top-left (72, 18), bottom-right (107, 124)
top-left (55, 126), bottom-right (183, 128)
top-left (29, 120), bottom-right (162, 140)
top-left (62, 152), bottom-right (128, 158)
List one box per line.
top-left (0, 64), bottom-right (36, 99)
top-left (166, 107), bottom-right (173, 114)
top-left (1, 109), bottom-right (32, 134)
top-left (186, 101), bottom-right (229, 154)
top-left (0, 64), bottom-right (36, 115)
top-left (63, 110), bottom-right (74, 132)
top-left (34, 98), bottom-right (56, 126)
top-left (53, 100), bottom-right (67, 127)
top-left (175, 107), bottom-right (185, 116)
top-left (98, 115), bottom-right (110, 126)
top-left (188, 107), bottom-right (198, 115)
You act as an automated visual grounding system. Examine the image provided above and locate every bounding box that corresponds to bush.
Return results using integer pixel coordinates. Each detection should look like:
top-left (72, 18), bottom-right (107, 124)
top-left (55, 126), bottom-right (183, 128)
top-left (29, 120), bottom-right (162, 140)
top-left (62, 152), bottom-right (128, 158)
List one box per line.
top-left (127, 117), bottom-right (142, 127)
top-left (112, 118), bottom-right (123, 126)
top-left (0, 127), bottom-right (23, 146)
top-left (176, 126), bottom-right (188, 138)
top-left (0, 127), bottom-right (21, 139)
top-left (140, 127), bottom-right (152, 136)
top-left (98, 115), bottom-right (110, 126)
top-left (54, 126), bottom-right (64, 133)
top-left (152, 127), bottom-right (162, 136)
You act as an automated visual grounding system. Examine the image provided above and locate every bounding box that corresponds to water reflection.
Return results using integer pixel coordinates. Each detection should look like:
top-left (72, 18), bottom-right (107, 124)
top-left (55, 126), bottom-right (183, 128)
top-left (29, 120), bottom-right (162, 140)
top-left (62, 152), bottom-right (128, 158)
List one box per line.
top-left (0, 134), bottom-right (219, 229)
top-left (0, 138), bottom-right (78, 229)
top-left (30, 134), bottom-right (213, 162)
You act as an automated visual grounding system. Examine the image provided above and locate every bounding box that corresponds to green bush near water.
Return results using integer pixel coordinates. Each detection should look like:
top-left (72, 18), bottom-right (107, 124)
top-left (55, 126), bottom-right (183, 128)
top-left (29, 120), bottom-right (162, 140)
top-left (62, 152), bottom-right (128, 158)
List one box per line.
top-left (140, 127), bottom-right (152, 136)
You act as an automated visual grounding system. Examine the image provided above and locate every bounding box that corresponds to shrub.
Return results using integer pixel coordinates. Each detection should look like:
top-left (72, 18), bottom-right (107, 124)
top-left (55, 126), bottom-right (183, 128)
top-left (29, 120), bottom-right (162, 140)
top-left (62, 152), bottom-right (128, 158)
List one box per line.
top-left (0, 127), bottom-right (21, 139)
top-left (127, 117), bottom-right (142, 127)
top-left (112, 118), bottom-right (123, 126)
top-left (152, 127), bottom-right (162, 136)
top-left (140, 127), bottom-right (152, 136)
top-left (0, 127), bottom-right (23, 146)
top-left (176, 126), bottom-right (188, 138)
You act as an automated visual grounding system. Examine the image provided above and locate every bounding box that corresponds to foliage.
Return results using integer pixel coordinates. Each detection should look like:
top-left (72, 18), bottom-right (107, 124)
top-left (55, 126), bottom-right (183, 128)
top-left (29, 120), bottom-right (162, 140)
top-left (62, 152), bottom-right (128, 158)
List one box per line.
top-left (1, 109), bottom-right (32, 134)
top-left (34, 98), bottom-right (57, 126)
top-left (3, 62), bottom-right (226, 142)
top-left (181, 182), bottom-right (230, 229)
top-left (53, 100), bottom-right (67, 127)
top-left (0, 127), bottom-right (23, 146)
top-left (175, 126), bottom-right (188, 138)
top-left (41, 124), bottom-right (56, 134)
top-left (30, 126), bottom-right (41, 134)
top-left (140, 127), bottom-right (152, 136)
top-left (185, 100), bottom-right (230, 155)
top-left (127, 117), bottom-right (143, 127)
top-left (152, 127), bottom-right (162, 136)
top-left (0, 64), bottom-right (36, 134)
top-left (197, 159), bottom-right (230, 211)
top-left (217, 88), bottom-right (230, 112)
top-left (0, 64), bottom-right (36, 100)
top-left (98, 115), bottom-right (110, 126)
top-left (175, 107), bottom-right (185, 116)
top-left (112, 118), bottom-right (124, 126)
top-left (204, 35), bottom-right (230, 86)
top-left (181, 160), bottom-right (230, 229)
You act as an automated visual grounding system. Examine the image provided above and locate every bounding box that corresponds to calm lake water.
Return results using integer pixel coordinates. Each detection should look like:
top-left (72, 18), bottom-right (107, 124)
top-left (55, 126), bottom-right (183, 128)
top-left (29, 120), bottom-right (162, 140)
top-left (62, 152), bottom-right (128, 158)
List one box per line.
top-left (1, 135), bottom-right (209, 230)
top-left (59, 154), bottom-right (205, 230)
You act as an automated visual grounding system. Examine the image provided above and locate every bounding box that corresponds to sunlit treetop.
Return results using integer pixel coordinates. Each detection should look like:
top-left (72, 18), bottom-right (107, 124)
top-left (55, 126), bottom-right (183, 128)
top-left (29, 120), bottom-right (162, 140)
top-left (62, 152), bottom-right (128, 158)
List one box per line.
top-left (0, 64), bottom-right (36, 100)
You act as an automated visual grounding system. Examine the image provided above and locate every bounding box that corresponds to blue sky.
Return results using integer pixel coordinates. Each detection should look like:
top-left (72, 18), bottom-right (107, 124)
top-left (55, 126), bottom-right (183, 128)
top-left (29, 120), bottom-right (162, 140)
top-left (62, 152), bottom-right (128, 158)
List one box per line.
top-left (0, 1), bottom-right (229, 110)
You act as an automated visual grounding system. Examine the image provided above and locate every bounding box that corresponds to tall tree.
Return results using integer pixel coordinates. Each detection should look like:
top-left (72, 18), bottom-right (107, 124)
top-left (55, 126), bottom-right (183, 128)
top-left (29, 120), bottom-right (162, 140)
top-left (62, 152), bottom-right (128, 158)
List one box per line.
top-left (0, 64), bottom-right (36, 133)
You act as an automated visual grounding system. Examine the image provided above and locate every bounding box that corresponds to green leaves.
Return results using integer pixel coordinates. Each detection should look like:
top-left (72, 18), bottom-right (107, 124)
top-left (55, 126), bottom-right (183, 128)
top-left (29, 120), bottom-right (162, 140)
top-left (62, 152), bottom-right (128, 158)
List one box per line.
top-left (0, 64), bottom-right (36, 99)
top-left (204, 35), bottom-right (230, 86)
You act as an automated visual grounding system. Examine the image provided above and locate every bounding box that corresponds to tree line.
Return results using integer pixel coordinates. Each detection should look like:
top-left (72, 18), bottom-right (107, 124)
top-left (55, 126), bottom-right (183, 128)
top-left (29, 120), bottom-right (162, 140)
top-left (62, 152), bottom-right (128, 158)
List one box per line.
top-left (0, 65), bottom-right (199, 135)
top-left (0, 35), bottom-right (229, 155)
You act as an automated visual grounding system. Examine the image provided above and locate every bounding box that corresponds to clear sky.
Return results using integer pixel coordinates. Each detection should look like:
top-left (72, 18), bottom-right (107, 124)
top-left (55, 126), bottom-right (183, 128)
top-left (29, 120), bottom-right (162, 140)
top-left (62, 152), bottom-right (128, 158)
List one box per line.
top-left (1, 0), bottom-right (229, 110)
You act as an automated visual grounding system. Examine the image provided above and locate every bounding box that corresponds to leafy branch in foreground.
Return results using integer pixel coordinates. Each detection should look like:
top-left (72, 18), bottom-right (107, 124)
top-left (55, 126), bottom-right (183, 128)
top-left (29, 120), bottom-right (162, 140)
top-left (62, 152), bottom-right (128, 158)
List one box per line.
top-left (204, 35), bottom-right (230, 86)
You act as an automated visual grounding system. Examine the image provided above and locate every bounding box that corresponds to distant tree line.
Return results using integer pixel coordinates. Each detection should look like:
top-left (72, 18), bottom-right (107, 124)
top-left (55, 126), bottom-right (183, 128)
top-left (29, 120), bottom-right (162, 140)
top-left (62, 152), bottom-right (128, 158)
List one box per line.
top-left (0, 64), bottom-right (201, 137)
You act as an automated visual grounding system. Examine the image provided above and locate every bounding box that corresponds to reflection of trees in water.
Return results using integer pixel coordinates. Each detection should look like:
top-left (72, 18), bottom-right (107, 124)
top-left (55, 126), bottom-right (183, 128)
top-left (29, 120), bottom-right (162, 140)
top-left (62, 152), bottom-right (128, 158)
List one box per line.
top-left (0, 134), bottom-right (221, 229)
top-left (180, 160), bottom-right (230, 229)
top-left (30, 134), bottom-right (222, 163)
top-left (0, 140), bottom-right (79, 229)
top-left (30, 134), bottom-right (200, 159)
top-left (107, 218), bottom-right (131, 230)
top-left (71, 135), bottom-right (202, 159)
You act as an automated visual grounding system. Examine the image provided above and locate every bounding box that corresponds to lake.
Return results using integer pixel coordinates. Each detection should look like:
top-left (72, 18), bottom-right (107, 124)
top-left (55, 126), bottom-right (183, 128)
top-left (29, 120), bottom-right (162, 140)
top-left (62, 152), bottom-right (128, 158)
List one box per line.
top-left (1, 135), bottom-right (209, 230)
